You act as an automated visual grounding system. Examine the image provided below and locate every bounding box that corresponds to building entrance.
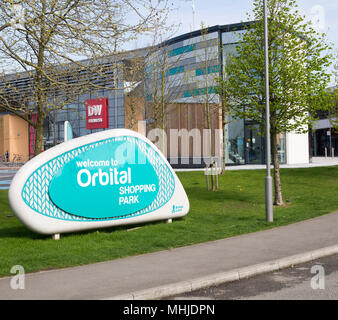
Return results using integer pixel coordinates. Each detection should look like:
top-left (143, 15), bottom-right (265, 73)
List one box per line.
top-left (313, 128), bottom-right (338, 157)
top-left (244, 123), bottom-right (264, 164)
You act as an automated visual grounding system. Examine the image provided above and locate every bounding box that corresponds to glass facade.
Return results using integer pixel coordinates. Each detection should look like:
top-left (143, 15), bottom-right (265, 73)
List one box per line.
top-left (225, 117), bottom-right (245, 165)
top-left (313, 128), bottom-right (338, 157)
top-left (277, 133), bottom-right (286, 164)
top-left (222, 29), bottom-right (286, 165)
top-left (145, 31), bottom-right (220, 105)
top-left (225, 119), bottom-right (286, 165)
top-left (144, 24), bottom-right (287, 165)
top-left (45, 87), bottom-right (124, 149)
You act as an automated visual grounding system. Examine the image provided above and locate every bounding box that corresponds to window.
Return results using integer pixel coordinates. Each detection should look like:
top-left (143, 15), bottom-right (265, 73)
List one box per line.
top-left (168, 44), bottom-right (196, 57)
top-left (167, 66), bottom-right (185, 76)
top-left (195, 65), bottom-right (219, 76)
top-left (184, 86), bottom-right (217, 98)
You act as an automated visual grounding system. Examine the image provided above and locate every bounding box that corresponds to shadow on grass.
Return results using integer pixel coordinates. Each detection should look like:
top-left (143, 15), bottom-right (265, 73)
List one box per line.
top-left (67, 217), bottom-right (186, 238)
top-left (0, 226), bottom-right (46, 240)
top-left (0, 214), bottom-right (186, 240)
top-left (0, 223), bottom-right (147, 240)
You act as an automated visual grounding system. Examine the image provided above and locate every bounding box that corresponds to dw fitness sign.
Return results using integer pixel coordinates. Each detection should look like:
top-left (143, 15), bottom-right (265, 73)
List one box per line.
top-left (8, 129), bottom-right (189, 235)
top-left (86, 98), bottom-right (109, 129)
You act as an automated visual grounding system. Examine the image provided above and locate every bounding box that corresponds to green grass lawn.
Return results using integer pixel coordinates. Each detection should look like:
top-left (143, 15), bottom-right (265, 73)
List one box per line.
top-left (0, 166), bottom-right (338, 278)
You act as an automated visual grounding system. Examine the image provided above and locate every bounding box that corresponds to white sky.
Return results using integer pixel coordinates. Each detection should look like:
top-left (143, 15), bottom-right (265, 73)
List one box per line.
top-left (166, 0), bottom-right (337, 47)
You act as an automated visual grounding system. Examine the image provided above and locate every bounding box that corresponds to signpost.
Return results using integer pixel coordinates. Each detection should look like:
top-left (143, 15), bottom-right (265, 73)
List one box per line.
top-left (8, 129), bottom-right (189, 237)
top-left (264, 0), bottom-right (273, 222)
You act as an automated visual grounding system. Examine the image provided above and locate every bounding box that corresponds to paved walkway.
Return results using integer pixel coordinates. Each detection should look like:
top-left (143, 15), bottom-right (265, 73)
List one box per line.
top-left (1, 157), bottom-right (337, 190)
top-left (175, 157), bottom-right (338, 172)
top-left (1, 211), bottom-right (338, 300)
top-left (0, 169), bottom-right (19, 190)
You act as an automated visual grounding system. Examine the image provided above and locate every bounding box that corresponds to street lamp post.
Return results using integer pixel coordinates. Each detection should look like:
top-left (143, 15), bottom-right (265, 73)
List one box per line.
top-left (264, 0), bottom-right (273, 222)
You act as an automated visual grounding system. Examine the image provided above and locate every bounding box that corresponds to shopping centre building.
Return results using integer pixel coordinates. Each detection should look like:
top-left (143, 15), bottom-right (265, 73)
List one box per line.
top-left (1, 22), bottom-right (333, 167)
top-left (312, 86), bottom-right (338, 158)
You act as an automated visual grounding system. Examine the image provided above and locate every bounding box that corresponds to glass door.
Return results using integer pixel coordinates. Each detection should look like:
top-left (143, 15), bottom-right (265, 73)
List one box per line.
top-left (225, 119), bottom-right (245, 165)
top-left (244, 123), bottom-right (264, 164)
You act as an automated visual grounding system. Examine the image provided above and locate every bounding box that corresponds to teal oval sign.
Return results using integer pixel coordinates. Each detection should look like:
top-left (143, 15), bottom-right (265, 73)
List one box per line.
top-left (12, 130), bottom-right (188, 235)
top-left (48, 137), bottom-right (160, 219)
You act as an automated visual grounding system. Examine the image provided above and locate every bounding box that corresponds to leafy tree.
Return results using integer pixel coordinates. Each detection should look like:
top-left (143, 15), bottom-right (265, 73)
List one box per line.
top-left (217, 0), bottom-right (334, 205)
top-left (328, 61), bottom-right (338, 130)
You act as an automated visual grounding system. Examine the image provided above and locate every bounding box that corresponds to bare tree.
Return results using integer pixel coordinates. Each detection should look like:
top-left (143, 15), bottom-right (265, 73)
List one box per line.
top-left (193, 24), bottom-right (222, 181)
top-left (123, 56), bottom-right (146, 131)
top-left (144, 24), bottom-right (189, 154)
top-left (0, 0), bottom-right (172, 155)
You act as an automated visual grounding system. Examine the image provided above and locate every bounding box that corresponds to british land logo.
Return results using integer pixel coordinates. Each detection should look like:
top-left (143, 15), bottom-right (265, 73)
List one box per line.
top-left (172, 205), bottom-right (184, 214)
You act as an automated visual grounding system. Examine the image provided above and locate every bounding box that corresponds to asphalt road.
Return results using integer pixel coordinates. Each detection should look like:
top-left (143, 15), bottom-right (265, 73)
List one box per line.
top-left (166, 253), bottom-right (338, 300)
top-left (0, 169), bottom-right (18, 190)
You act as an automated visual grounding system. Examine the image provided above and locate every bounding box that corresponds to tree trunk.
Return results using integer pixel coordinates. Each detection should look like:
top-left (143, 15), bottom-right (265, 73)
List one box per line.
top-left (221, 103), bottom-right (227, 174)
top-left (34, 8), bottom-right (46, 157)
top-left (34, 111), bottom-right (45, 156)
top-left (34, 84), bottom-right (46, 156)
top-left (161, 82), bottom-right (166, 155)
top-left (205, 101), bottom-right (212, 162)
top-left (129, 96), bottom-right (136, 130)
top-left (271, 131), bottom-right (283, 206)
top-left (34, 72), bottom-right (46, 156)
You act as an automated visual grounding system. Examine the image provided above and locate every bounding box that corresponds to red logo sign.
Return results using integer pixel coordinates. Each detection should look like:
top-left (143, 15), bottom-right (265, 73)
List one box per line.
top-left (86, 98), bottom-right (109, 129)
